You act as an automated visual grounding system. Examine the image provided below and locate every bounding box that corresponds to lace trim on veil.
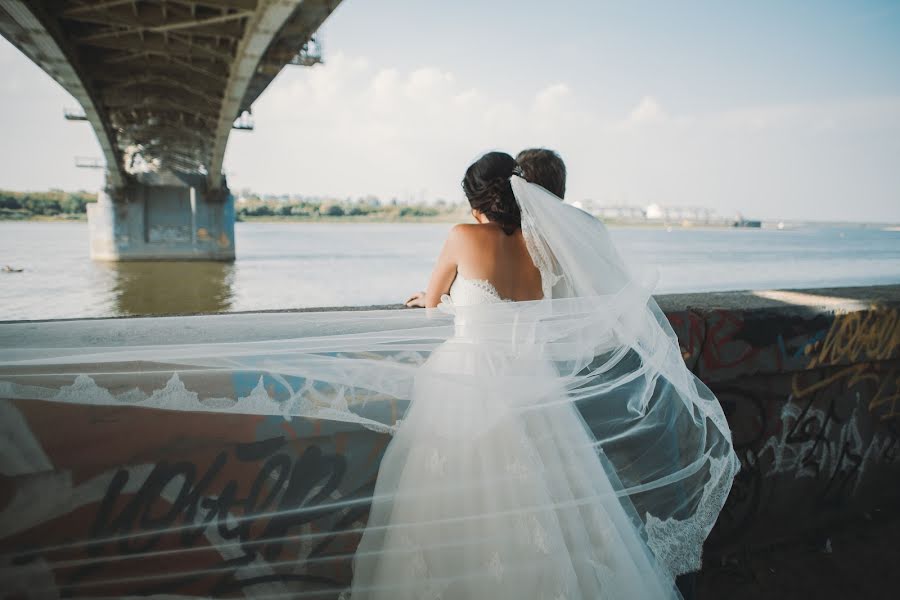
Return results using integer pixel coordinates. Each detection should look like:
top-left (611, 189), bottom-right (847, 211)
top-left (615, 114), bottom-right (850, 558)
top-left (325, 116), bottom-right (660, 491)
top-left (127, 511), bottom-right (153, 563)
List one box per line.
top-left (644, 454), bottom-right (734, 576)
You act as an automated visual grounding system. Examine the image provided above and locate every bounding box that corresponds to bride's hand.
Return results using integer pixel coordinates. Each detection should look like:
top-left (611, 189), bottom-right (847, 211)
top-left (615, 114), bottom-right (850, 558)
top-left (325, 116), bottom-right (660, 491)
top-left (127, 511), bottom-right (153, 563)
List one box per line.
top-left (405, 291), bottom-right (426, 308)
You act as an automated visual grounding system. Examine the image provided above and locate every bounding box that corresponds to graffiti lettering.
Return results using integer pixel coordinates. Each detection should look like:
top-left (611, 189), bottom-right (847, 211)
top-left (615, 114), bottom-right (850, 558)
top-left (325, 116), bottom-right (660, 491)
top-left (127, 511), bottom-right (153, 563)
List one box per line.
top-left (807, 308), bottom-right (900, 369)
top-left (42, 436), bottom-right (370, 597)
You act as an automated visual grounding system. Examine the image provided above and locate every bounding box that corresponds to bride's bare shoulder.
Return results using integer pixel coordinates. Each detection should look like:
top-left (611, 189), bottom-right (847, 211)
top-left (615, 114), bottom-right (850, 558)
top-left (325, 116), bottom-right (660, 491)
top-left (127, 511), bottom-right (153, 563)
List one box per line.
top-left (444, 224), bottom-right (506, 268)
top-left (448, 223), bottom-right (503, 244)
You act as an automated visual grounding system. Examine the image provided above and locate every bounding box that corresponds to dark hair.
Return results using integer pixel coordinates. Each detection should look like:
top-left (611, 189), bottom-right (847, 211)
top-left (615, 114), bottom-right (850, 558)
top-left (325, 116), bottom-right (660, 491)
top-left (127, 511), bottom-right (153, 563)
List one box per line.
top-left (461, 151), bottom-right (521, 235)
top-left (515, 148), bottom-right (566, 199)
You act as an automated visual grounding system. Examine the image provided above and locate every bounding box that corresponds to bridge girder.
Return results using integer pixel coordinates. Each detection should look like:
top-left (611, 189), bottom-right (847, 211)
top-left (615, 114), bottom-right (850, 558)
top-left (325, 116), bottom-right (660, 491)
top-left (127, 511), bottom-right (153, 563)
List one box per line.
top-left (0, 0), bottom-right (340, 191)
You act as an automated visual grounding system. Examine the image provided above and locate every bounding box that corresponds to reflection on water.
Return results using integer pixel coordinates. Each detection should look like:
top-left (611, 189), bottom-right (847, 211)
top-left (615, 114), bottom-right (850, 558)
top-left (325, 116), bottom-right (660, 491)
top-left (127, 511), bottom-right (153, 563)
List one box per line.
top-left (100, 261), bottom-right (235, 316)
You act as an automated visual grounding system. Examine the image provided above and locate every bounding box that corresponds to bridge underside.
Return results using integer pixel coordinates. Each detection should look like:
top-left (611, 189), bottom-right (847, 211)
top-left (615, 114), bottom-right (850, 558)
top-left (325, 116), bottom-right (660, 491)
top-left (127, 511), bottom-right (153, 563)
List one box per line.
top-left (0, 0), bottom-right (339, 260)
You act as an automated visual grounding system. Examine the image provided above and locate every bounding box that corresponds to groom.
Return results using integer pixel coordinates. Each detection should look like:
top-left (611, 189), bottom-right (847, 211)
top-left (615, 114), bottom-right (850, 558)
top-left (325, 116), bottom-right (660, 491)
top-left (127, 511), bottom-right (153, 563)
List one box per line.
top-left (515, 148), bottom-right (567, 199)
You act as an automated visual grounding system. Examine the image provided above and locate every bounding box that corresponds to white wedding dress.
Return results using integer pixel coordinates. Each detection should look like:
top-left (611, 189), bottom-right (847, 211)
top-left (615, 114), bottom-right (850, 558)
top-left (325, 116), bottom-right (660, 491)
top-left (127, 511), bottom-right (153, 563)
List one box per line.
top-left (348, 273), bottom-right (680, 599)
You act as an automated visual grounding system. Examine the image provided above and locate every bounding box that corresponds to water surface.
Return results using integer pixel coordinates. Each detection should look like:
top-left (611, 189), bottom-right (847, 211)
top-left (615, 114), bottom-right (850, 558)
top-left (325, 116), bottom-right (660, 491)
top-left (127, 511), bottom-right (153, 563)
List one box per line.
top-left (1, 222), bottom-right (898, 321)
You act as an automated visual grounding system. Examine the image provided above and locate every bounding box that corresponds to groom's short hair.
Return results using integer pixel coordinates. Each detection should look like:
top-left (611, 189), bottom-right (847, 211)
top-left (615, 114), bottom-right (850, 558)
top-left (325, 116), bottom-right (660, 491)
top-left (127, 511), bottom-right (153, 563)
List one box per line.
top-left (515, 148), bottom-right (566, 199)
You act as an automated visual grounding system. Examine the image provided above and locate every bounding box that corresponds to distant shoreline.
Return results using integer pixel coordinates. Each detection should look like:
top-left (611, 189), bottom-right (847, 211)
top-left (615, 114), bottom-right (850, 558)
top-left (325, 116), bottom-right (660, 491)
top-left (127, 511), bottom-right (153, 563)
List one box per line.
top-left (0, 214), bottom-right (726, 228)
top-left (0, 214), bottom-right (86, 222)
top-left (2, 214), bottom-right (898, 230)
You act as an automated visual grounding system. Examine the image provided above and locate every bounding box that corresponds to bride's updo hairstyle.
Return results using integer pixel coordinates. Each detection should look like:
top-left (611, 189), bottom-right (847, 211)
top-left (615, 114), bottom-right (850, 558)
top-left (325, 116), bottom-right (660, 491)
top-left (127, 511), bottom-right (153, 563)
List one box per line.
top-left (462, 151), bottom-right (522, 235)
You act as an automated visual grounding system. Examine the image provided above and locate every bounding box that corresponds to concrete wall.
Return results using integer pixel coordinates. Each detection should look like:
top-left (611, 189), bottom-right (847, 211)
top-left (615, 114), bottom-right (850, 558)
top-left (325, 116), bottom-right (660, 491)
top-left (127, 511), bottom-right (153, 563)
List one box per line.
top-left (659, 287), bottom-right (900, 556)
top-left (0, 286), bottom-right (897, 597)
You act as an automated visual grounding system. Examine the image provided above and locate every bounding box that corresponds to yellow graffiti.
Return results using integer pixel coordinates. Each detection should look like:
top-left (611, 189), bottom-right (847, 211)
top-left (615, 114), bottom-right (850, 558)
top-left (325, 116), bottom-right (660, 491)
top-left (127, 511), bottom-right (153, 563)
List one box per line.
top-left (792, 364), bottom-right (876, 399)
top-left (793, 308), bottom-right (900, 421)
top-left (868, 368), bottom-right (900, 421)
top-left (807, 308), bottom-right (899, 369)
top-left (792, 365), bottom-right (900, 421)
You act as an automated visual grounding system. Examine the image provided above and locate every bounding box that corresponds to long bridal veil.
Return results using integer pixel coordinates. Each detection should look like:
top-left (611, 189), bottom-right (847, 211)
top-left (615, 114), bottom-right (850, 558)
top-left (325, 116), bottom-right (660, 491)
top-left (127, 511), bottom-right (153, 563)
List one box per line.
top-left (510, 175), bottom-right (740, 577)
top-left (0, 177), bottom-right (738, 596)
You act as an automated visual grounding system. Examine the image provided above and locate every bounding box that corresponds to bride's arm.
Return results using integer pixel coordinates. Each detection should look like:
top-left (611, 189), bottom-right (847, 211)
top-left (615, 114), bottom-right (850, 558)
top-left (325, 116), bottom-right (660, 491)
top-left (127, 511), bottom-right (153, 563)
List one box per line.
top-left (406, 226), bottom-right (461, 308)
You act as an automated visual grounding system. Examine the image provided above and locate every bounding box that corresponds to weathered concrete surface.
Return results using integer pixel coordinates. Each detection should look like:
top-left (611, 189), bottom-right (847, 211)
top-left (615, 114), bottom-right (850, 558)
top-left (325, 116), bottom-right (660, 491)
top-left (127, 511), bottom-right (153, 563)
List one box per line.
top-left (661, 286), bottom-right (900, 557)
top-left (697, 511), bottom-right (900, 600)
top-left (87, 171), bottom-right (235, 261)
top-left (0, 285), bottom-right (897, 597)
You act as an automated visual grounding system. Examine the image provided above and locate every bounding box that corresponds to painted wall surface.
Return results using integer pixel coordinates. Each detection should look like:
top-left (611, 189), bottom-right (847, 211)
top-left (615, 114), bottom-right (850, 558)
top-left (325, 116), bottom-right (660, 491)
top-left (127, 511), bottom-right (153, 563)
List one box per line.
top-left (0, 401), bottom-right (383, 597)
top-left (666, 303), bottom-right (900, 554)
top-left (1, 290), bottom-right (897, 597)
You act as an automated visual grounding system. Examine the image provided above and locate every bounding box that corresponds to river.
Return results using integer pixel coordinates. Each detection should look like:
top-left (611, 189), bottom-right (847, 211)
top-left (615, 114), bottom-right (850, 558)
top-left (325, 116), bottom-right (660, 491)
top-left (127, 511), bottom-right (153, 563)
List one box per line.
top-left (1, 221), bottom-right (898, 321)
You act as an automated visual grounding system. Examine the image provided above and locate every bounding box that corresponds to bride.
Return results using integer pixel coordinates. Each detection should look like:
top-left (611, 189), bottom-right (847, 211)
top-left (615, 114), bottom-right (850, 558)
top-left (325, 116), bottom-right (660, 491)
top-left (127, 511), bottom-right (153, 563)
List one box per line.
top-left (0, 152), bottom-right (738, 599)
top-left (346, 152), bottom-right (739, 599)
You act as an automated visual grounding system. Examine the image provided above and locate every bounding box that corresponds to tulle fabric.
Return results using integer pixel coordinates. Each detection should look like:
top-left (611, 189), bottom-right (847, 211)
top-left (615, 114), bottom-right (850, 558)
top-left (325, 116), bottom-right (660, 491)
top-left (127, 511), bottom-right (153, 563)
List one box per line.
top-left (348, 275), bottom-right (679, 599)
top-left (0, 178), bottom-right (739, 597)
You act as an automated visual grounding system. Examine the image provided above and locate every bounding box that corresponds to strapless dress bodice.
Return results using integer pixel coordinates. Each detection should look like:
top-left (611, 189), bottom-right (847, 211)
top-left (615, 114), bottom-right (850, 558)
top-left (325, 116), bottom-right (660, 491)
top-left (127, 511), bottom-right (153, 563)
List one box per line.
top-left (445, 273), bottom-right (511, 306)
top-left (437, 274), bottom-right (513, 338)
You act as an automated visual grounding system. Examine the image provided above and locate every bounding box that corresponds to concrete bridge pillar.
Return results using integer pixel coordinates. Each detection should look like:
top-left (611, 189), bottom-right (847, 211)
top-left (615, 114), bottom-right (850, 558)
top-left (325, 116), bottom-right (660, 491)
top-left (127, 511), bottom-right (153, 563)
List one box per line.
top-left (87, 171), bottom-right (235, 261)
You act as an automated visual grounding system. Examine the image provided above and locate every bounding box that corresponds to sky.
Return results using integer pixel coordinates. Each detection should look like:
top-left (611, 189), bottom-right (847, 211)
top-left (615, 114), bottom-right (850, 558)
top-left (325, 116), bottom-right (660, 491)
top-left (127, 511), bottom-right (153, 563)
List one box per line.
top-left (1, 0), bottom-right (899, 222)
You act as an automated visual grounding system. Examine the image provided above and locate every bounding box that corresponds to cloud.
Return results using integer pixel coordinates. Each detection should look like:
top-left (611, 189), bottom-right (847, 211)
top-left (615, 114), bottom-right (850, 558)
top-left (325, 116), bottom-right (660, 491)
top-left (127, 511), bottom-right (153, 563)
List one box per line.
top-left (403, 67), bottom-right (455, 100)
top-left (170, 52), bottom-right (900, 221)
top-left (628, 96), bottom-right (666, 123)
top-left (534, 83), bottom-right (571, 113)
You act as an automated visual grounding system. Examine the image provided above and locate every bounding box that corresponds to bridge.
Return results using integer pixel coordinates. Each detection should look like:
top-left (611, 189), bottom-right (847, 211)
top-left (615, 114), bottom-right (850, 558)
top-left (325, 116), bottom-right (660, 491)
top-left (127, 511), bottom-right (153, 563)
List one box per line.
top-left (0, 0), bottom-right (341, 260)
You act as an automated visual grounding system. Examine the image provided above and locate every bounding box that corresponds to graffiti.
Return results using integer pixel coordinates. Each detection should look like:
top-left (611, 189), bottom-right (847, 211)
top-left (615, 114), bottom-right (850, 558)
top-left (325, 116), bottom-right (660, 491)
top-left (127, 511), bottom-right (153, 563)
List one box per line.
top-left (0, 401), bottom-right (385, 598)
top-left (793, 364), bottom-right (900, 422)
top-left (56, 437), bottom-right (367, 596)
top-left (792, 308), bottom-right (900, 422)
top-left (699, 310), bottom-right (758, 374)
top-left (708, 360), bottom-right (899, 552)
top-left (685, 308), bottom-right (833, 383)
top-left (868, 368), bottom-right (900, 421)
top-left (678, 306), bottom-right (899, 386)
top-left (806, 308), bottom-right (900, 369)
top-left (665, 310), bottom-right (705, 368)
top-left (6, 438), bottom-right (371, 597)
top-left (762, 394), bottom-right (896, 499)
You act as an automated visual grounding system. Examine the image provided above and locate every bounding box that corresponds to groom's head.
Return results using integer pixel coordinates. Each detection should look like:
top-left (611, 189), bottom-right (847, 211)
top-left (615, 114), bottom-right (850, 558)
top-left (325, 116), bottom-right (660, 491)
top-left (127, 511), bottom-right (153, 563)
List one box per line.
top-left (515, 148), bottom-right (566, 199)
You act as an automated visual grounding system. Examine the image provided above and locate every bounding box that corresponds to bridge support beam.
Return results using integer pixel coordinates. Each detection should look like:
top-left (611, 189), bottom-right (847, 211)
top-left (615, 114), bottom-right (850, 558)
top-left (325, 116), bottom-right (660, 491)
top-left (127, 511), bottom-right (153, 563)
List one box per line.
top-left (87, 172), bottom-right (235, 261)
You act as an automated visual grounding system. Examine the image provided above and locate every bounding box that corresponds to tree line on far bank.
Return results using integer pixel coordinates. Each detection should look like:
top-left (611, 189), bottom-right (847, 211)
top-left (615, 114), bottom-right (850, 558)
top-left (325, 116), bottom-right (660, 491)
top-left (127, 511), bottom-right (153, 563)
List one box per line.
top-left (0, 189), bottom-right (462, 221)
top-left (0, 189), bottom-right (96, 219)
top-left (235, 198), bottom-right (457, 220)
